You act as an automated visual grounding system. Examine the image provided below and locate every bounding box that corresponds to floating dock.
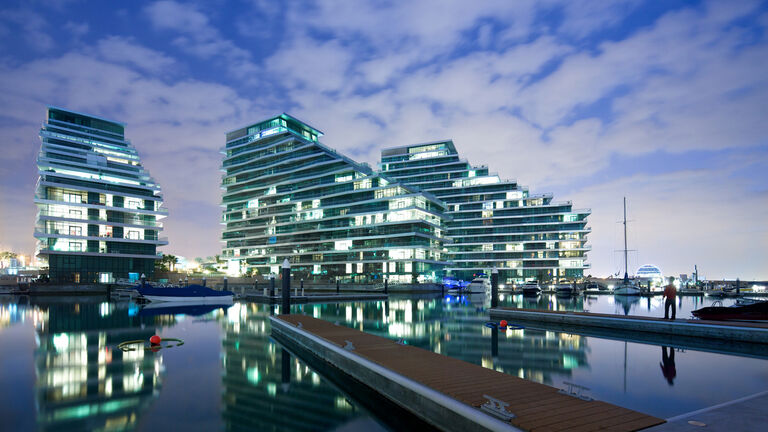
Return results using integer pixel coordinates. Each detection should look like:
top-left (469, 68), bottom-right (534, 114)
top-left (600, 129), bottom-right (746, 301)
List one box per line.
top-left (489, 308), bottom-right (768, 345)
top-left (271, 314), bottom-right (665, 432)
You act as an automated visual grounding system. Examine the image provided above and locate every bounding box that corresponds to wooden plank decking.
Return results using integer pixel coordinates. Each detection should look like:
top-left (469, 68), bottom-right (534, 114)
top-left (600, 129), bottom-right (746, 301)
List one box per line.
top-left (273, 314), bottom-right (665, 432)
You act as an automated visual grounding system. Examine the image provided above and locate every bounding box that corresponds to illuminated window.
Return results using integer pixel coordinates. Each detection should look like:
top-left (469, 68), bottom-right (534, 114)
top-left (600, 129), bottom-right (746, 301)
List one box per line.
top-left (346, 263), bottom-right (352, 274)
top-left (69, 226), bottom-right (82, 236)
top-left (63, 193), bottom-right (82, 203)
top-left (334, 240), bottom-right (352, 251)
top-left (69, 242), bottom-right (82, 252)
top-left (482, 244), bottom-right (493, 251)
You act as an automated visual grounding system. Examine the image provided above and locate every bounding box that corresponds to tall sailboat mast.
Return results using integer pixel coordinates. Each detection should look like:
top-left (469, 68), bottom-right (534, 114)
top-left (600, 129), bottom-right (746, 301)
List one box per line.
top-left (623, 197), bottom-right (629, 283)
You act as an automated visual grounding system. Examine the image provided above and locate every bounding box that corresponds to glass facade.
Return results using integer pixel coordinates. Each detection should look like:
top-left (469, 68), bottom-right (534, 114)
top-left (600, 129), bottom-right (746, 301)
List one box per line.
top-left (380, 141), bottom-right (591, 284)
top-left (34, 107), bottom-right (168, 283)
top-left (220, 114), bottom-right (449, 283)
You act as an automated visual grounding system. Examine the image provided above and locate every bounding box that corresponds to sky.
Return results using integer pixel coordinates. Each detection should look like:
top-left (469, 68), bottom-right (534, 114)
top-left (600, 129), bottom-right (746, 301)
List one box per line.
top-left (0, 0), bottom-right (766, 280)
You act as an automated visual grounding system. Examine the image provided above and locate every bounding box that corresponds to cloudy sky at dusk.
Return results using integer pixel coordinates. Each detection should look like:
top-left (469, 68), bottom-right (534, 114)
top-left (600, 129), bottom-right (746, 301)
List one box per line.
top-left (0, 0), bottom-right (766, 280)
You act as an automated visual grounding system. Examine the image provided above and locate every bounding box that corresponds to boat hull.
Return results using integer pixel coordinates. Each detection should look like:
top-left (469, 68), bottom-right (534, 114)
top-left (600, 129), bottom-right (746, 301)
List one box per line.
top-left (614, 286), bottom-right (641, 296)
top-left (140, 295), bottom-right (234, 303)
top-left (137, 283), bottom-right (235, 303)
top-left (692, 301), bottom-right (768, 321)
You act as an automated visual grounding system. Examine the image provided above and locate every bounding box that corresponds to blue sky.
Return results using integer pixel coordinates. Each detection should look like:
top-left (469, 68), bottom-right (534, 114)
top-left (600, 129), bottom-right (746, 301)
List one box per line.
top-left (1, 0), bottom-right (766, 279)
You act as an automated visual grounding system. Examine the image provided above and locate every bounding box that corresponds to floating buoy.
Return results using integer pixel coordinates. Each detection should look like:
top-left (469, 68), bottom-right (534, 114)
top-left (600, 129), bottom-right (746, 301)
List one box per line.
top-left (499, 320), bottom-right (508, 328)
top-left (118, 337), bottom-right (184, 352)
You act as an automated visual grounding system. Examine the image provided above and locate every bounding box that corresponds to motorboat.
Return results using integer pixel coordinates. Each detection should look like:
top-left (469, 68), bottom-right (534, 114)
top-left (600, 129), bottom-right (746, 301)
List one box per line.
top-left (137, 283), bottom-right (234, 303)
top-left (521, 281), bottom-right (541, 296)
top-left (466, 277), bottom-right (490, 294)
top-left (692, 300), bottom-right (768, 321)
top-left (555, 283), bottom-right (578, 297)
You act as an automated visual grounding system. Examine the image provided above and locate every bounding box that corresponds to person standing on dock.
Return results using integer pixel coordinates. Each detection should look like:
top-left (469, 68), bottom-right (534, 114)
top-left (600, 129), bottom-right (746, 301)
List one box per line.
top-left (663, 277), bottom-right (676, 320)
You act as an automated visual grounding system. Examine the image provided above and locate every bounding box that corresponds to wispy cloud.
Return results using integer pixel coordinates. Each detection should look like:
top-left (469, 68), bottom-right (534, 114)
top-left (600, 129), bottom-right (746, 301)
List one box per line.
top-left (0, 0), bottom-right (766, 277)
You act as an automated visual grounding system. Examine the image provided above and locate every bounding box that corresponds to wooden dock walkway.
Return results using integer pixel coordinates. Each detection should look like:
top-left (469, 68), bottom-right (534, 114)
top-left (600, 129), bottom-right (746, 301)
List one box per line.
top-left (271, 314), bottom-right (665, 432)
top-left (489, 308), bottom-right (768, 345)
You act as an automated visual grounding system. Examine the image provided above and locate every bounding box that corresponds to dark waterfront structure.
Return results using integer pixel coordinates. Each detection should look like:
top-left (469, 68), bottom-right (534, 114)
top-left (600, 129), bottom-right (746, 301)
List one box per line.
top-left (380, 141), bottom-right (591, 284)
top-left (34, 107), bottom-right (167, 283)
top-left (220, 114), bottom-right (449, 283)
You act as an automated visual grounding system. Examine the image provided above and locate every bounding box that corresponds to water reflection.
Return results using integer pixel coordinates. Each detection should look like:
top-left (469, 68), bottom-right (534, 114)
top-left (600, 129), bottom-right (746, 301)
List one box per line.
top-left (33, 302), bottom-right (165, 431)
top-left (301, 297), bottom-right (589, 386)
top-left (220, 302), bottom-right (381, 431)
top-left (660, 346), bottom-right (676, 386)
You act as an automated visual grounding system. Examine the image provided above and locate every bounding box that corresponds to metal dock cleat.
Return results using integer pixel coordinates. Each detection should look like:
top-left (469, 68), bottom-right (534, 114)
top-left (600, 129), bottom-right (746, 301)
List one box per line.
top-left (343, 340), bottom-right (355, 351)
top-left (559, 381), bottom-right (592, 401)
top-left (480, 395), bottom-right (515, 420)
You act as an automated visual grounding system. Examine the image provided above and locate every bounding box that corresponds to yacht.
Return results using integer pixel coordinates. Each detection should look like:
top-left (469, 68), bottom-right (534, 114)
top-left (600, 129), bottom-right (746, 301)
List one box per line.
top-left (466, 277), bottom-right (490, 294)
top-left (521, 281), bottom-right (541, 296)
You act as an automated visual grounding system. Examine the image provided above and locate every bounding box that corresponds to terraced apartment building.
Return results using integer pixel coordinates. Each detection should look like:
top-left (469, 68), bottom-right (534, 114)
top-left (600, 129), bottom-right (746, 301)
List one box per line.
top-left (380, 140), bottom-right (591, 284)
top-left (220, 114), bottom-right (449, 283)
top-left (34, 107), bottom-right (167, 283)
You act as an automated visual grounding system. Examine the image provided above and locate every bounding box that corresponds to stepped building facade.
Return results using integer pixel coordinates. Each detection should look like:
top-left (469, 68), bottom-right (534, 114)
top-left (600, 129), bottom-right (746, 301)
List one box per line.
top-left (221, 114), bottom-right (589, 284)
top-left (220, 114), bottom-right (449, 283)
top-left (380, 141), bottom-right (590, 283)
top-left (34, 107), bottom-right (167, 283)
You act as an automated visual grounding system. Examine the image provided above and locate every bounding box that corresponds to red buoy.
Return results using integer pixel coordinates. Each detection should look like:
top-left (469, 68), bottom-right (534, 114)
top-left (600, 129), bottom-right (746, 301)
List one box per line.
top-left (499, 320), bottom-right (508, 328)
top-left (150, 335), bottom-right (161, 345)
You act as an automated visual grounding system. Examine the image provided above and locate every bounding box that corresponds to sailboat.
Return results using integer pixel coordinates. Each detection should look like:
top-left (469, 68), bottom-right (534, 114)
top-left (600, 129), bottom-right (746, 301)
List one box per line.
top-left (614, 197), bottom-right (642, 296)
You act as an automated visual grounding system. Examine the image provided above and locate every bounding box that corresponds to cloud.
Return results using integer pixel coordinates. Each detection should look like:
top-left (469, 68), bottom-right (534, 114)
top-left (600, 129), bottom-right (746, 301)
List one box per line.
top-left (96, 36), bottom-right (176, 75)
top-left (1, 0), bottom-right (766, 278)
top-left (64, 21), bottom-right (89, 38)
top-left (143, 0), bottom-right (260, 82)
top-left (0, 8), bottom-right (53, 51)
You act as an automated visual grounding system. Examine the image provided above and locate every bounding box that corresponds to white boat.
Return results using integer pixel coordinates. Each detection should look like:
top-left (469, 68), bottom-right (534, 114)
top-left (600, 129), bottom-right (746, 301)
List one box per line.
top-left (466, 277), bottom-right (490, 294)
top-left (614, 197), bottom-right (642, 297)
top-left (521, 281), bottom-right (541, 296)
top-left (613, 284), bottom-right (642, 296)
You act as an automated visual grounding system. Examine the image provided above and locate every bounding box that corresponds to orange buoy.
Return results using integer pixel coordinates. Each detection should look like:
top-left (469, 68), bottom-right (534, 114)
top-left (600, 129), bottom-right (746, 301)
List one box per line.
top-left (499, 320), bottom-right (508, 328)
top-left (150, 335), bottom-right (161, 345)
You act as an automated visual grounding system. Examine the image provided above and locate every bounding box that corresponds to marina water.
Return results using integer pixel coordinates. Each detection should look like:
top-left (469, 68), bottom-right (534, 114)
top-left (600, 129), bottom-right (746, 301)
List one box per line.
top-left (1, 294), bottom-right (766, 431)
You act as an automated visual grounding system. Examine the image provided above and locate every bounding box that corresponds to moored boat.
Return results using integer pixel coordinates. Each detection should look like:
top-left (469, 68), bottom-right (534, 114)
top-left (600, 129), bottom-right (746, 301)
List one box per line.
top-left (522, 281), bottom-right (541, 296)
top-left (555, 283), bottom-right (577, 297)
top-left (137, 283), bottom-right (235, 303)
top-left (466, 277), bottom-right (490, 294)
top-left (692, 300), bottom-right (768, 321)
top-left (614, 197), bottom-right (642, 297)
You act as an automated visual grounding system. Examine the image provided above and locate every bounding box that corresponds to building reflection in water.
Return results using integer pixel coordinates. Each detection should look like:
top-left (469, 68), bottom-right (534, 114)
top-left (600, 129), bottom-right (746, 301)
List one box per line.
top-left (301, 295), bottom-right (589, 386)
top-left (31, 302), bottom-right (166, 431)
top-left (219, 303), bottom-right (375, 432)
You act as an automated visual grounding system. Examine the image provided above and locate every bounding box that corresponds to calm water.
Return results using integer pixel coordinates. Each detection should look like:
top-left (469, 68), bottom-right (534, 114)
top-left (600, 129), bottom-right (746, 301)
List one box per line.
top-left (1, 294), bottom-right (766, 431)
